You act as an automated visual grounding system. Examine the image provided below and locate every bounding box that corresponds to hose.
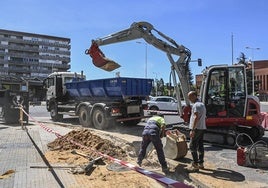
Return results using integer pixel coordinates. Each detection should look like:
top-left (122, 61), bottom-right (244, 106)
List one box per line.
top-left (236, 133), bottom-right (268, 168)
top-left (248, 140), bottom-right (268, 168)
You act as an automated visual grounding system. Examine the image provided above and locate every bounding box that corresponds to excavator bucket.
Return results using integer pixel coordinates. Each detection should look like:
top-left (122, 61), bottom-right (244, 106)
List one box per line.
top-left (163, 130), bottom-right (188, 160)
top-left (85, 42), bottom-right (121, 72)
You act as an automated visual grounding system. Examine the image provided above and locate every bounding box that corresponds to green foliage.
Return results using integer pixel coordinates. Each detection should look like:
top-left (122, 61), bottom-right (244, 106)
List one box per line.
top-left (152, 63), bottom-right (194, 97)
top-left (236, 52), bottom-right (260, 95)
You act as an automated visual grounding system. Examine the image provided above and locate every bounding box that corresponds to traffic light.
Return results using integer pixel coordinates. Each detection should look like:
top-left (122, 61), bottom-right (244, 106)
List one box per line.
top-left (198, 58), bottom-right (202, 66)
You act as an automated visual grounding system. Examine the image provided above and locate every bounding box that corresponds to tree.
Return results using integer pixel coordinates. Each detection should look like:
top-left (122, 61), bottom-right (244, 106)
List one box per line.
top-left (159, 78), bottom-right (165, 95)
top-left (237, 52), bottom-right (248, 67)
top-left (152, 78), bottom-right (162, 96)
top-left (236, 53), bottom-right (252, 94)
top-left (186, 63), bottom-right (194, 86)
top-left (236, 52), bottom-right (261, 95)
top-left (152, 62), bottom-right (194, 97)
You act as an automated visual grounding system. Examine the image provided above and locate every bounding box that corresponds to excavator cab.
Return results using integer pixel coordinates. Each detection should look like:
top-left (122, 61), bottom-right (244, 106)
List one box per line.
top-left (202, 65), bottom-right (247, 122)
top-left (85, 42), bottom-right (121, 72)
top-left (200, 64), bottom-right (265, 143)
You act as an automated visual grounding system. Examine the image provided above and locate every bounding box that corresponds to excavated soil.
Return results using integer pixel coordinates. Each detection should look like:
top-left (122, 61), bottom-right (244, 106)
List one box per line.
top-left (45, 129), bottom-right (164, 188)
top-left (47, 129), bottom-right (127, 160)
top-left (44, 128), bottom-right (267, 188)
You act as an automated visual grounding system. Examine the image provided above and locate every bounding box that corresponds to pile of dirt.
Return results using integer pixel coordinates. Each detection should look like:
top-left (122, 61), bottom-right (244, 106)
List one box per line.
top-left (47, 129), bottom-right (127, 160)
top-left (44, 128), bottom-right (165, 188)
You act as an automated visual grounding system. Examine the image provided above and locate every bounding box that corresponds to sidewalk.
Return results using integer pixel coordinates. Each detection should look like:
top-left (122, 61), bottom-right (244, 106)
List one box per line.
top-left (0, 123), bottom-right (75, 188)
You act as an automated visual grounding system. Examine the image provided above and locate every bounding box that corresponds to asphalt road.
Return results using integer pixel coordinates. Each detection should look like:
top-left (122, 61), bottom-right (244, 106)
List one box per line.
top-left (28, 103), bottom-right (268, 141)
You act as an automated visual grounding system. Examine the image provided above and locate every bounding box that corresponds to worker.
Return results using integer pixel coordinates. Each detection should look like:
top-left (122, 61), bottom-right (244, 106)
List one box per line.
top-left (186, 91), bottom-right (207, 172)
top-left (137, 115), bottom-right (169, 173)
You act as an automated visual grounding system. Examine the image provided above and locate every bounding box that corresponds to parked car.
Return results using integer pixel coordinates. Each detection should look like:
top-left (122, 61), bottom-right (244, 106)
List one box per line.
top-left (233, 91), bottom-right (246, 100)
top-left (147, 96), bottom-right (185, 114)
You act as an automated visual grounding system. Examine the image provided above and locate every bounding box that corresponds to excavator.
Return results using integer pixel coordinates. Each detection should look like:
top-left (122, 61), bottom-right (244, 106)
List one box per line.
top-left (85, 21), bottom-right (265, 147)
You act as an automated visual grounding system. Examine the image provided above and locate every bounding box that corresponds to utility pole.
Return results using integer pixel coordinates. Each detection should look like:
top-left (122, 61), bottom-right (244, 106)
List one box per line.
top-left (231, 33), bottom-right (234, 65)
top-left (153, 72), bottom-right (158, 96)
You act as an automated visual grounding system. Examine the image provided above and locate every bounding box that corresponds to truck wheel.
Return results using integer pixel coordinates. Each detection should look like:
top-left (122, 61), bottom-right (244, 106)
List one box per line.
top-left (92, 108), bottom-right (109, 130)
top-left (50, 105), bottom-right (63, 121)
top-left (79, 106), bottom-right (91, 127)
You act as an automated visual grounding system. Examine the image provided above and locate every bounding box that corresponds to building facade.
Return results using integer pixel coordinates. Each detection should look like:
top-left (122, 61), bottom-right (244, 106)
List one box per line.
top-left (253, 60), bottom-right (268, 100)
top-left (0, 29), bottom-right (71, 101)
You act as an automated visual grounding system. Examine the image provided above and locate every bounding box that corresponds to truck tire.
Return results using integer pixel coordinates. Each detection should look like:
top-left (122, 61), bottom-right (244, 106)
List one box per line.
top-left (92, 107), bottom-right (109, 130)
top-left (79, 106), bottom-right (91, 127)
top-left (50, 104), bottom-right (63, 121)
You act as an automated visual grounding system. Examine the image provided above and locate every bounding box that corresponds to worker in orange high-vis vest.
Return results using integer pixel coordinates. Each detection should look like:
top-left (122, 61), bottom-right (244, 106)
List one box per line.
top-left (137, 115), bottom-right (169, 173)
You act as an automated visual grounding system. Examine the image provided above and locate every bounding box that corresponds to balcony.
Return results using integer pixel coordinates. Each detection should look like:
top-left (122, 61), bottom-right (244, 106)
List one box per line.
top-left (0, 36), bottom-right (70, 49)
top-left (8, 66), bottom-right (31, 73)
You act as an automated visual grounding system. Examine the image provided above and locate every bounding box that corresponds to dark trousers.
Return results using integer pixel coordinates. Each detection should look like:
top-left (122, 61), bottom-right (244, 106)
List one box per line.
top-left (137, 135), bottom-right (167, 168)
top-left (189, 129), bottom-right (205, 164)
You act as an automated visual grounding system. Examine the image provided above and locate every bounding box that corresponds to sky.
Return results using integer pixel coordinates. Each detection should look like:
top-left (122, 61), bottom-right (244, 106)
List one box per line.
top-left (1, 0), bottom-right (268, 84)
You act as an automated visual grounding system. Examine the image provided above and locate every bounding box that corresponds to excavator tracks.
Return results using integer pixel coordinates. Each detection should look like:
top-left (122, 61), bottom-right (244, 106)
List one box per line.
top-left (166, 123), bottom-right (264, 149)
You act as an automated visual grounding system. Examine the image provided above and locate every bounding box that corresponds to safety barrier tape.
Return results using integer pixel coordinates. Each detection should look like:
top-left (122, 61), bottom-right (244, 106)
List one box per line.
top-left (21, 107), bottom-right (191, 188)
top-left (146, 109), bottom-right (179, 115)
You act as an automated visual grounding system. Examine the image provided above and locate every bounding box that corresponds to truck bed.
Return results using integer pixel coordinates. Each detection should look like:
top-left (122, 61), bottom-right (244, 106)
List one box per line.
top-left (65, 77), bottom-right (153, 99)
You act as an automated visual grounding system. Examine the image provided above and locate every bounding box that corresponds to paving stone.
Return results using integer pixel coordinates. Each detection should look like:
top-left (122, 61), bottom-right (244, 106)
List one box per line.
top-left (0, 123), bottom-right (80, 188)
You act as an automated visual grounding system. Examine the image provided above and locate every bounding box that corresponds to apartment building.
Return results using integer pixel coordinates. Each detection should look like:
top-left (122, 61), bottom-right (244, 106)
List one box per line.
top-left (0, 29), bottom-right (71, 101)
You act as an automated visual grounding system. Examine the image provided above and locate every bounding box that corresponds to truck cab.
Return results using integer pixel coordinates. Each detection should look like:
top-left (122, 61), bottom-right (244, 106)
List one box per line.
top-left (45, 72), bottom-right (85, 102)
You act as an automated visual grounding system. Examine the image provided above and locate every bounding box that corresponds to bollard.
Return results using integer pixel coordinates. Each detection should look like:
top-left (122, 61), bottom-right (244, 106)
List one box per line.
top-left (19, 105), bottom-right (25, 130)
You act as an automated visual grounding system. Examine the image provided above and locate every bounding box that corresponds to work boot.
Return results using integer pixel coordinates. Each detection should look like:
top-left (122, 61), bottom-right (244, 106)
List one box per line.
top-left (186, 163), bottom-right (199, 173)
top-left (136, 161), bottom-right (142, 167)
top-left (198, 163), bottom-right (204, 169)
top-left (162, 166), bottom-right (169, 173)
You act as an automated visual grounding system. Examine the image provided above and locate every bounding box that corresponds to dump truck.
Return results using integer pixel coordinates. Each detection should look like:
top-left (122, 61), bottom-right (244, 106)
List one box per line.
top-left (44, 72), bottom-right (153, 129)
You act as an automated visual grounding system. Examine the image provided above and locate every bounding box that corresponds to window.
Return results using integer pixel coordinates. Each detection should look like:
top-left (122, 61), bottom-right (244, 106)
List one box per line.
top-left (205, 66), bottom-right (246, 117)
top-left (64, 77), bottom-right (74, 83)
top-left (156, 97), bottom-right (169, 102)
top-left (45, 78), bottom-right (54, 88)
top-left (32, 38), bottom-right (39, 42)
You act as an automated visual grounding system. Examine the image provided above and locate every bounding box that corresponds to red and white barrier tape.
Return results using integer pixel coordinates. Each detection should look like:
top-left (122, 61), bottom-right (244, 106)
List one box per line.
top-left (146, 109), bottom-right (179, 115)
top-left (21, 107), bottom-right (190, 188)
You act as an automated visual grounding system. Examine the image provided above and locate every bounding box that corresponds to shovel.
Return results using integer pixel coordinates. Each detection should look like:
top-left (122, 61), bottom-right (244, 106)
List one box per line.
top-left (84, 156), bottom-right (104, 175)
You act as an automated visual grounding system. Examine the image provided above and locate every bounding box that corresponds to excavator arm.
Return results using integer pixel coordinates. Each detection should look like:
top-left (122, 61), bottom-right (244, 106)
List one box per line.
top-left (86, 21), bottom-right (198, 117)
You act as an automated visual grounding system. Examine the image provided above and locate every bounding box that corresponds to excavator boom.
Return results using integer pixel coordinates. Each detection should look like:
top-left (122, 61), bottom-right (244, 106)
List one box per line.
top-left (86, 21), bottom-right (199, 117)
top-left (89, 22), bottom-right (190, 56)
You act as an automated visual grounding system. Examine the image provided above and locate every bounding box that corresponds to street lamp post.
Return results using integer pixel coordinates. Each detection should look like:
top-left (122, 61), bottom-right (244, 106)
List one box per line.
top-left (153, 72), bottom-right (158, 96)
top-left (245, 46), bottom-right (260, 96)
top-left (136, 41), bottom-right (148, 78)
